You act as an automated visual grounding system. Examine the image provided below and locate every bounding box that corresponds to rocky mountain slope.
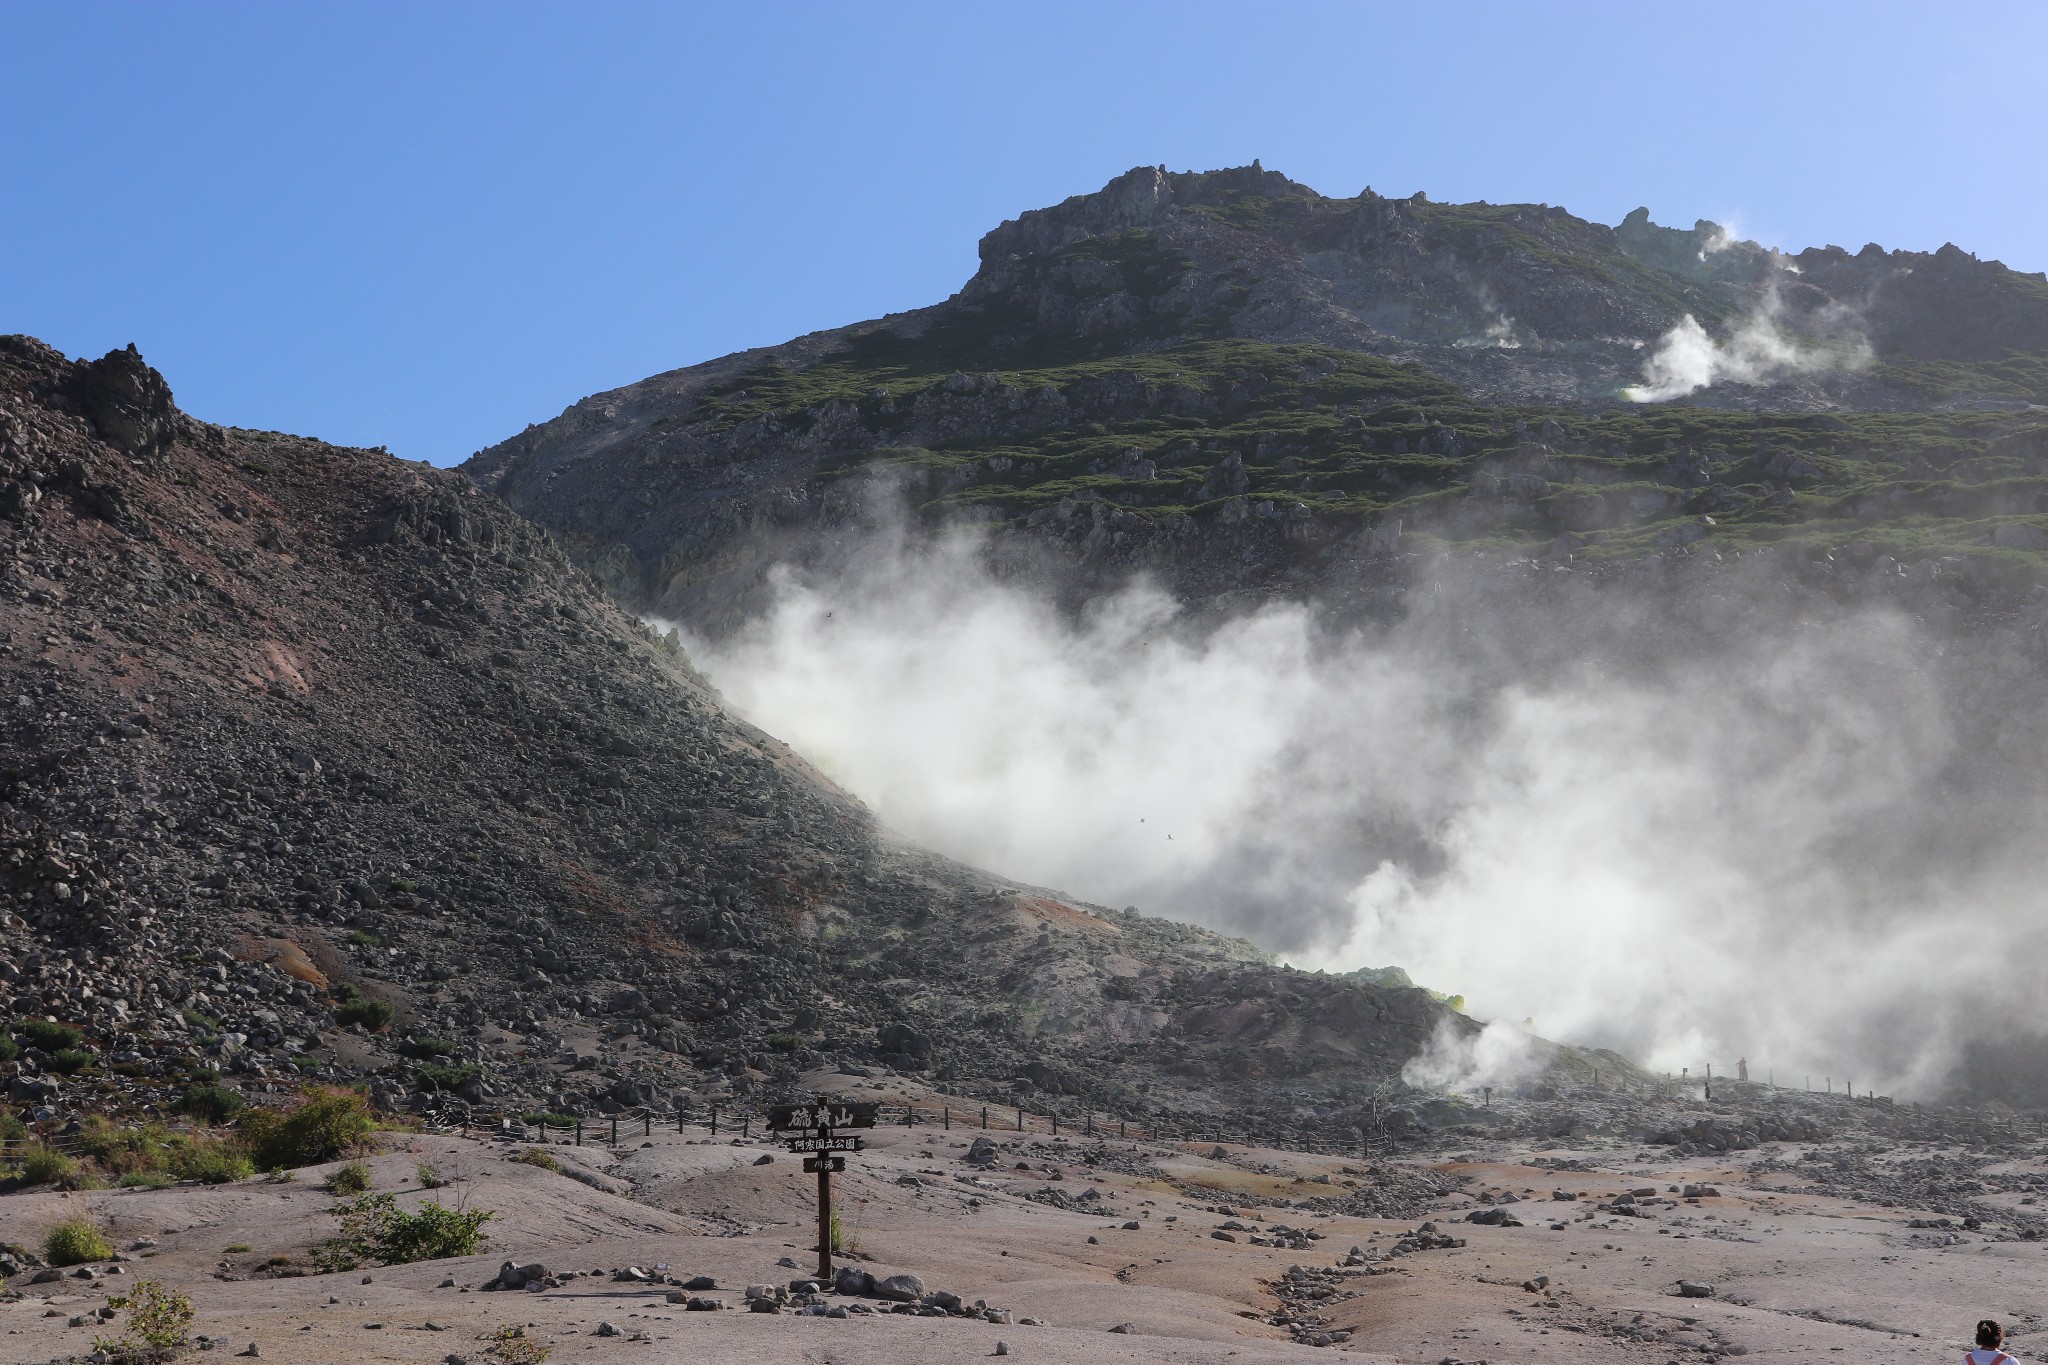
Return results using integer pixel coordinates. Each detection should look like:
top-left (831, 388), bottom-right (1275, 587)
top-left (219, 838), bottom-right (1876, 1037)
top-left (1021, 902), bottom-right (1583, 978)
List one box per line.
top-left (0, 335), bottom-right (1530, 1145)
top-left (464, 165), bottom-right (2048, 635)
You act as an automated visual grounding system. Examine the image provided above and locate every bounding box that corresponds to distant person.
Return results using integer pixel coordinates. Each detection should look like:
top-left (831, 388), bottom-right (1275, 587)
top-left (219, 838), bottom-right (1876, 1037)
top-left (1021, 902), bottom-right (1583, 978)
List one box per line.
top-left (1966, 1319), bottom-right (2014, 1365)
top-left (1737, 1058), bottom-right (1749, 1082)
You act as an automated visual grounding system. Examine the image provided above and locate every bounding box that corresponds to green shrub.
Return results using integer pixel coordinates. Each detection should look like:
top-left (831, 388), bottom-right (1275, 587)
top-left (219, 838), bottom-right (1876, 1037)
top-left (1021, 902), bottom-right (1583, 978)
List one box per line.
top-left (515, 1146), bottom-right (559, 1172)
top-left (75, 1118), bottom-right (170, 1176)
top-left (325, 1159), bottom-right (371, 1194)
top-left (519, 1111), bottom-right (577, 1129)
top-left (179, 1083), bottom-right (244, 1124)
top-left (170, 1136), bottom-right (254, 1185)
top-left (0, 1111), bottom-right (25, 1143)
top-left (74, 1115), bottom-right (136, 1158)
top-left (316, 1192), bottom-right (494, 1270)
top-left (93, 1279), bottom-right (195, 1356)
top-left (346, 930), bottom-right (382, 948)
top-left (402, 1035), bottom-right (457, 1059)
top-left (416, 1160), bottom-right (447, 1189)
top-left (117, 1170), bottom-right (175, 1189)
top-left (240, 1087), bottom-right (378, 1170)
top-left (490, 1324), bottom-right (552, 1363)
top-left (417, 1062), bottom-right (479, 1092)
top-left (20, 1143), bottom-right (80, 1187)
top-left (48, 1048), bottom-right (96, 1075)
top-left (44, 1216), bottom-right (113, 1265)
top-left (766, 1032), bottom-right (802, 1052)
top-left (181, 1007), bottom-right (220, 1032)
top-left (19, 1020), bottom-right (84, 1052)
top-left (0, 1033), bottom-right (16, 1064)
top-left (334, 996), bottom-right (394, 1031)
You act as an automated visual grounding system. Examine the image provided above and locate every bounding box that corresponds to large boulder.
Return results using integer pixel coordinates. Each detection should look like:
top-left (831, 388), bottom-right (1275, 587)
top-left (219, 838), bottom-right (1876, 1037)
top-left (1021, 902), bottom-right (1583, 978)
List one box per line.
top-left (873, 1273), bottom-right (926, 1302)
top-left (1022, 1059), bottom-right (1078, 1094)
top-left (608, 1076), bottom-right (657, 1107)
top-left (884, 1019), bottom-right (937, 1064)
top-left (491, 1261), bottom-right (548, 1290)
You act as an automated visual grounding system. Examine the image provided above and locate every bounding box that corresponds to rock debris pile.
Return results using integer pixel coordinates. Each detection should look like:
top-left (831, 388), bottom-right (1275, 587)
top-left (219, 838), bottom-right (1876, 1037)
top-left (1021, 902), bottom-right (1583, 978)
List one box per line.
top-left (0, 335), bottom-right (1474, 1137)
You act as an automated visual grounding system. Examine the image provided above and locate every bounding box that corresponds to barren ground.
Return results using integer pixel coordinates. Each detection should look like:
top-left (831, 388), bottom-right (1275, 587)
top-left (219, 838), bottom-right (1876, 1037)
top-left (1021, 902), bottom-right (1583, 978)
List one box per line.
top-left (7, 1075), bottom-right (2043, 1364)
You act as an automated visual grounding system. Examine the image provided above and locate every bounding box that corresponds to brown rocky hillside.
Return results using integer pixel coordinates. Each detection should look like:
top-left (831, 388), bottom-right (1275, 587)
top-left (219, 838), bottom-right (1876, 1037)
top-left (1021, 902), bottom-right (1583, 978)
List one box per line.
top-left (0, 335), bottom-right (1490, 1145)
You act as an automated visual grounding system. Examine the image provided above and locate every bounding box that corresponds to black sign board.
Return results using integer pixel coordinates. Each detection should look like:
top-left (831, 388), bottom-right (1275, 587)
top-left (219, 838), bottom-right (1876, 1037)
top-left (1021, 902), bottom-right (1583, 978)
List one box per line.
top-left (769, 1096), bottom-right (878, 1285)
top-left (785, 1133), bottom-right (865, 1153)
top-left (768, 1101), bottom-right (881, 1133)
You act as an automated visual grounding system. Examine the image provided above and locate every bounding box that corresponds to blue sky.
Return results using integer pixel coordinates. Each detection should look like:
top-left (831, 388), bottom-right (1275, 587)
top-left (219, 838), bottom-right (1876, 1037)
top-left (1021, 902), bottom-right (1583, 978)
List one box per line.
top-left (5, 1), bottom-right (2044, 465)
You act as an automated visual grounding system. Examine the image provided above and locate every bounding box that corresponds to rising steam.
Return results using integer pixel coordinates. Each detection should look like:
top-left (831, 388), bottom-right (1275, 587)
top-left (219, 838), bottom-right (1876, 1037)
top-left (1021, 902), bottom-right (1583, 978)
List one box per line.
top-left (1623, 285), bottom-right (1872, 401)
top-left (1402, 1019), bottom-right (1543, 1091)
top-left (669, 520), bottom-right (2048, 1098)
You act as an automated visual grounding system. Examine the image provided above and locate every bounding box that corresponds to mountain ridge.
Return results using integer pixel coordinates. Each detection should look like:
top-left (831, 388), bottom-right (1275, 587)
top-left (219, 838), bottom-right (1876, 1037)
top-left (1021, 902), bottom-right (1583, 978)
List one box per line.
top-left (462, 166), bottom-right (2048, 638)
top-left (0, 333), bottom-right (1510, 1146)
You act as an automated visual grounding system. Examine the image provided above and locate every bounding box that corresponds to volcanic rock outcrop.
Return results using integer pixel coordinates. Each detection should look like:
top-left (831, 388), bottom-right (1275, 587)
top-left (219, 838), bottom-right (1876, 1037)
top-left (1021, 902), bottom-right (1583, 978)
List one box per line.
top-left (463, 165), bottom-right (2048, 635)
top-left (0, 335), bottom-right (1487, 1140)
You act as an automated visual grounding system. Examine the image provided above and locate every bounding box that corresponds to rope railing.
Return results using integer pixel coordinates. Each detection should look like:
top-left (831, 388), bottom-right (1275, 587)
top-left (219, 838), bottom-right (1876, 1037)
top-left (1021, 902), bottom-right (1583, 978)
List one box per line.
top-left (435, 1097), bottom-right (1184, 1149)
top-left (450, 1097), bottom-right (1476, 1159)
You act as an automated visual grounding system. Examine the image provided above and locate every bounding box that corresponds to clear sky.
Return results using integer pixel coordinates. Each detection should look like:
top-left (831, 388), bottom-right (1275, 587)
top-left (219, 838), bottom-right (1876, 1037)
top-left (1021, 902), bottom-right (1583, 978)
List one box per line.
top-left (5, 1), bottom-right (2044, 465)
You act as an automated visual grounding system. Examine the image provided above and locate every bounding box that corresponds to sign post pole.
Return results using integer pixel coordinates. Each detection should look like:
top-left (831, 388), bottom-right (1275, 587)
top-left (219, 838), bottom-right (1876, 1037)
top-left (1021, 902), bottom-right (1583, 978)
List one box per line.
top-left (816, 1156), bottom-right (832, 1282)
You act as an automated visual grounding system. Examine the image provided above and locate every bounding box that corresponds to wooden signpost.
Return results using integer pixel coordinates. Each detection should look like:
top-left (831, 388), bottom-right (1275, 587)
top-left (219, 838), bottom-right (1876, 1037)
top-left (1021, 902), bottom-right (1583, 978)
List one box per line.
top-left (768, 1100), bottom-right (880, 1279)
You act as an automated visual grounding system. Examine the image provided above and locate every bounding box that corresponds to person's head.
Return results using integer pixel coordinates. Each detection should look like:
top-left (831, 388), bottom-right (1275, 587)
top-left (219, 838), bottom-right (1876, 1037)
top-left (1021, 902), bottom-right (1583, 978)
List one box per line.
top-left (1977, 1320), bottom-right (2003, 1348)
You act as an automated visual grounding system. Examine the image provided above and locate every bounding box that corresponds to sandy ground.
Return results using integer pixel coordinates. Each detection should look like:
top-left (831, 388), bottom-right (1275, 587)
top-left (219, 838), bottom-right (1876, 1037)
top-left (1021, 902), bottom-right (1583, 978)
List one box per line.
top-left (5, 1083), bottom-right (2045, 1363)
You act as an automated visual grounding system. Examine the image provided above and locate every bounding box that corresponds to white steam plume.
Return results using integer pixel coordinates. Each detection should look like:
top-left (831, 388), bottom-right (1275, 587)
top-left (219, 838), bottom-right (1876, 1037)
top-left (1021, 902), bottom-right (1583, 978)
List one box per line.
top-left (1402, 1019), bottom-right (1543, 1091)
top-left (1696, 218), bottom-right (1739, 260)
top-left (668, 524), bottom-right (2048, 1098)
top-left (1623, 286), bottom-right (1871, 401)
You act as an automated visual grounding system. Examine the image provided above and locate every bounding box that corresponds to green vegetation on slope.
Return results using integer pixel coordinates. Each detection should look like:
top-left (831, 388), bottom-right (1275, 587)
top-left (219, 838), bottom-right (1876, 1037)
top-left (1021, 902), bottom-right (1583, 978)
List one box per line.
top-left (677, 331), bottom-right (2048, 568)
